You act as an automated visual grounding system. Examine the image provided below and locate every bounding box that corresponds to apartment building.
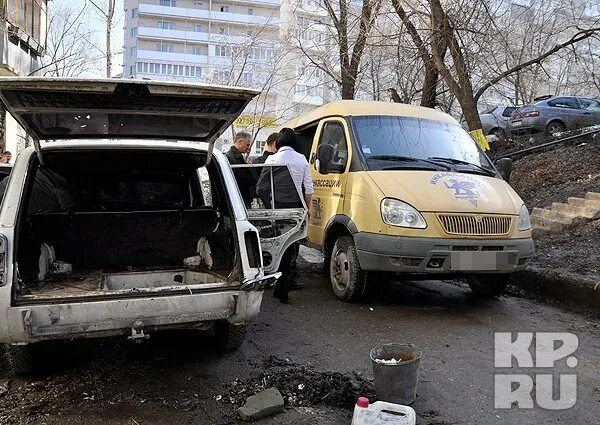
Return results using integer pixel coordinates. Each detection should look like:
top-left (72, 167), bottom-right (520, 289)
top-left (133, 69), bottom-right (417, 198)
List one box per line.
top-left (0, 0), bottom-right (48, 157)
top-left (123, 0), bottom-right (330, 154)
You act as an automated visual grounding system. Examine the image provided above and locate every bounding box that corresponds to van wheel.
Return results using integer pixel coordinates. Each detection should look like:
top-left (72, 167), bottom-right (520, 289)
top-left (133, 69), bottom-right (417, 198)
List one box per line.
top-left (467, 274), bottom-right (509, 297)
top-left (330, 236), bottom-right (368, 302)
top-left (3, 344), bottom-right (35, 375)
top-left (215, 321), bottom-right (247, 353)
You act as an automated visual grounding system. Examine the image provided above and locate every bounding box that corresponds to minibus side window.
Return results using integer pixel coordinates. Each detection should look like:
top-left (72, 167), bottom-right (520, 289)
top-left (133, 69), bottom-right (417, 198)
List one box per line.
top-left (317, 122), bottom-right (348, 173)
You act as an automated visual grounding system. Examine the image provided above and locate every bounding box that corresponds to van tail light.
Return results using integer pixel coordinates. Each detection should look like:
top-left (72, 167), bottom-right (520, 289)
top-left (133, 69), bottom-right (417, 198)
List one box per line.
top-left (244, 231), bottom-right (261, 269)
top-left (0, 235), bottom-right (6, 286)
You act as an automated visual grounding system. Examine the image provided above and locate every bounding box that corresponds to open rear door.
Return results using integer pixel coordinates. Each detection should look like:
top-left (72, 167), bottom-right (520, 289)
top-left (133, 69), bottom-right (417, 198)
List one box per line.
top-left (230, 164), bottom-right (307, 273)
top-left (0, 77), bottom-right (258, 164)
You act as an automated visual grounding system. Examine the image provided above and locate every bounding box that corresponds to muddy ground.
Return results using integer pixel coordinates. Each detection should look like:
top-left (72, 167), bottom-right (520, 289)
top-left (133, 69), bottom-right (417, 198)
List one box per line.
top-left (1, 253), bottom-right (599, 424)
top-left (510, 141), bottom-right (599, 209)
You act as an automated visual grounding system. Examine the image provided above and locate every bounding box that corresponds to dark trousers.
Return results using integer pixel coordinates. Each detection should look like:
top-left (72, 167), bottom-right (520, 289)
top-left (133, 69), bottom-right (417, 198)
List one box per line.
top-left (273, 242), bottom-right (298, 301)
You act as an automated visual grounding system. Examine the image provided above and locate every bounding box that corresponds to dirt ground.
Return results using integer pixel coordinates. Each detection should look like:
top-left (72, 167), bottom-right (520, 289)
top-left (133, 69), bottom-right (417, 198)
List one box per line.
top-left (510, 141), bottom-right (600, 209)
top-left (1, 254), bottom-right (600, 425)
top-left (529, 220), bottom-right (600, 281)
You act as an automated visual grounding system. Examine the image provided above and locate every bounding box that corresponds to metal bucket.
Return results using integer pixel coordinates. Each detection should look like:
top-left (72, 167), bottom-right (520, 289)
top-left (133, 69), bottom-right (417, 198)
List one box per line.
top-left (370, 343), bottom-right (422, 405)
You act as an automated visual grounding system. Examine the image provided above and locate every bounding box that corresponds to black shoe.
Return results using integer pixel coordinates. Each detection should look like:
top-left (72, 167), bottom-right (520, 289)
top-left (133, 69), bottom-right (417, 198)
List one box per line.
top-left (289, 281), bottom-right (303, 290)
top-left (278, 295), bottom-right (289, 304)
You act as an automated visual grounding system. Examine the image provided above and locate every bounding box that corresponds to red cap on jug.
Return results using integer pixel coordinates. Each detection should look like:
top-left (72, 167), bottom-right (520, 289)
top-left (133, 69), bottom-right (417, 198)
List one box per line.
top-left (356, 396), bottom-right (369, 408)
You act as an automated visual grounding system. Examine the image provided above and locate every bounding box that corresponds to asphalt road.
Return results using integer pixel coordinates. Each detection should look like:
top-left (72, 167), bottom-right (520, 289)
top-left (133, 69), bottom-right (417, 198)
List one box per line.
top-left (1, 250), bottom-right (599, 424)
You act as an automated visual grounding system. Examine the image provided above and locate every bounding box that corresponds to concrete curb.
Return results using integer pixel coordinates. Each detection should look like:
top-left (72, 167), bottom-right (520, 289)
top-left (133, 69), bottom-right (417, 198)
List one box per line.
top-left (510, 266), bottom-right (600, 313)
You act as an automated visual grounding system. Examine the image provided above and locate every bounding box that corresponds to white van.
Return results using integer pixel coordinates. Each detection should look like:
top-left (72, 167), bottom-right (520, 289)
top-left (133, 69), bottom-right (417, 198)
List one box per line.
top-left (0, 78), bottom-right (306, 373)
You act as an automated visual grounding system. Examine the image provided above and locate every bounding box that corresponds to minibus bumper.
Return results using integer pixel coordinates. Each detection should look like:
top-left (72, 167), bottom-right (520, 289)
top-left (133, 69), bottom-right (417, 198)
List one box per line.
top-left (354, 233), bottom-right (535, 273)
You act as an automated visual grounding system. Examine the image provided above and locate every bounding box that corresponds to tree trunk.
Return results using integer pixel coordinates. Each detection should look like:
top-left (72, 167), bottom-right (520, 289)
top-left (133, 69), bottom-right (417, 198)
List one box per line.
top-left (106, 0), bottom-right (115, 77)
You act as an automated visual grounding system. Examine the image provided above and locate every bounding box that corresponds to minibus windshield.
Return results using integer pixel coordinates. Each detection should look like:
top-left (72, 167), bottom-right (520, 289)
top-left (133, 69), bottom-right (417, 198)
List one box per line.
top-left (352, 115), bottom-right (495, 174)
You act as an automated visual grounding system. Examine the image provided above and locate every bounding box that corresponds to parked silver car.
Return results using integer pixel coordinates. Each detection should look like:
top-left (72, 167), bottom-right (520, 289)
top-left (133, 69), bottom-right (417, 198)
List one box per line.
top-left (480, 105), bottom-right (517, 139)
top-left (509, 95), bottom-right (600, 135)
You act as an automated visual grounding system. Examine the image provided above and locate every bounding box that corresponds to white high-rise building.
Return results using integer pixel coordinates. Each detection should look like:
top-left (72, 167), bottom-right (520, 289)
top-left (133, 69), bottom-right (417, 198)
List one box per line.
top-left (123, 0), bottom-right (330, 154)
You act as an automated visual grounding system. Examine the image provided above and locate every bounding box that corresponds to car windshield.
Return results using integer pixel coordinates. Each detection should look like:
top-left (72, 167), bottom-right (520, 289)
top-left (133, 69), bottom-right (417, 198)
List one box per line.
top-left (352, 115), bottom-right (494, 172)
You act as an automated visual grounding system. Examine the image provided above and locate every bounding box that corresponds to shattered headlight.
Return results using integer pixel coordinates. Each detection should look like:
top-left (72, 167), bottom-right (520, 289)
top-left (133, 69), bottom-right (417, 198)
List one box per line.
top-left (380, 198), bottom-right (427, 229)
top-left (518, 204), bottom-right (531, 231)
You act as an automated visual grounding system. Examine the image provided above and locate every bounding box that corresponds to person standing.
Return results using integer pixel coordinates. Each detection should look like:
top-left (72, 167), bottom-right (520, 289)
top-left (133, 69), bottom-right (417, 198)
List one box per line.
top-left (225, 131), bottom-right (256, 207)
top-left (264, 128), bottom-right (314, 303)
top-left (253, 132), bottom-right (278, 164)
top-left (0, 151), bottom-right (12, 164)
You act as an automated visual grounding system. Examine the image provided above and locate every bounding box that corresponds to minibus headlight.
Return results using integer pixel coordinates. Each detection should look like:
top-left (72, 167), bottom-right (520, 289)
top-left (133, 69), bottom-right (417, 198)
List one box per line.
top-left (381, 198), bottom-right (427, 229)
top-left (518, 204), bottom-right (531, 231)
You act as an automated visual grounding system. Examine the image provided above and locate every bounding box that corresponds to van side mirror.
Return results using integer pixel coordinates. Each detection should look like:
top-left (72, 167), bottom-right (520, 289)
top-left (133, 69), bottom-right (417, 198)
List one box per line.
top-left (495, 158), bottom-right (513, 182)
top-left (316, 144), bottom-right (334, 175)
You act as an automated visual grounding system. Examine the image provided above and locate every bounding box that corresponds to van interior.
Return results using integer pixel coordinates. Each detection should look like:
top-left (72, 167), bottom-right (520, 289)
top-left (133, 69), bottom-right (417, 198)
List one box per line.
top-left (13, 148), bottom-right (238, 303)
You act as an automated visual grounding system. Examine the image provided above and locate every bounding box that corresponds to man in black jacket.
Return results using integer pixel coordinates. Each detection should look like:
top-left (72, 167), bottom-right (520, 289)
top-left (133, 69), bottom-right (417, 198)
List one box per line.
top-left (225, 131), bottom-right (256, 207)
top-left (253, 132), bottom-right (278, 164)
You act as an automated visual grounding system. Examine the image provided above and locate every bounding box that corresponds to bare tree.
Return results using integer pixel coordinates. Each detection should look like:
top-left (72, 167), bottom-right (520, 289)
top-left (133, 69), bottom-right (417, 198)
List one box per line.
top-left (36, 1), bottom-right (103, 77)
top-left (89, 0), bottom-right (117, 77)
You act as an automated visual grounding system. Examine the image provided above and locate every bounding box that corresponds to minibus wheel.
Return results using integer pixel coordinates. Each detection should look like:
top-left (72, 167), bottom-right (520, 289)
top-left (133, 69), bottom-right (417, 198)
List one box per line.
top-left (330, 236), bottom-right (368, 301)
top-left (467, 274), bottom-right (509, 297)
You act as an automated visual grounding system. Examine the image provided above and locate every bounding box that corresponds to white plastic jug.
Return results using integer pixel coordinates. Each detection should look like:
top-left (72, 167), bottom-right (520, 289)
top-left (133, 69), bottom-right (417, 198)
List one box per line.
top-left (351, 397), bottom-right (416, 425)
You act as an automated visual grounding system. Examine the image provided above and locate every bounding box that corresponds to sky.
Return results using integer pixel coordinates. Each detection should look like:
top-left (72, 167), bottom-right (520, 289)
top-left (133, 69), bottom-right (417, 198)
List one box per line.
top-left (51, 0), bottom-right (125, 77)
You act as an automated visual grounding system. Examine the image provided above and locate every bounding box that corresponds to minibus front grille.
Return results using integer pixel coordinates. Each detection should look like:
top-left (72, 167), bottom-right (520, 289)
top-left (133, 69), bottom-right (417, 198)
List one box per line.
top-left (438, 214), bottom-right (512, 236)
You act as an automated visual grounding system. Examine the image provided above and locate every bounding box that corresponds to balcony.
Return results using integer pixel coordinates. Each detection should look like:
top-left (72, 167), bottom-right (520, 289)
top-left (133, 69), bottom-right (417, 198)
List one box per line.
top-left (137, 49), bottom-right (210, 65)
top-left (137, 27), bottom-right (210, 43)
top-left (138, 4), bottom-right (279, 27)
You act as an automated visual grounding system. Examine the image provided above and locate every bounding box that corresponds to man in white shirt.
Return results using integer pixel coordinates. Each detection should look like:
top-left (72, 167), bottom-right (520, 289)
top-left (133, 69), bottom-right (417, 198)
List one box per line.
top-left (264, 128), bottom-right (313, 303)
top-left (264, 129), bottom-right (314, 210)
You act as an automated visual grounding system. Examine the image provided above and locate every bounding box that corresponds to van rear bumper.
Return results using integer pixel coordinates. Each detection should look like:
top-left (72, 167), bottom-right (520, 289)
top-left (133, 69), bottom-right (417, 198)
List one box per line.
top-left (1, 290), bottom-right (263, 344)
top-left (354, 233), bottom-right (535, 274)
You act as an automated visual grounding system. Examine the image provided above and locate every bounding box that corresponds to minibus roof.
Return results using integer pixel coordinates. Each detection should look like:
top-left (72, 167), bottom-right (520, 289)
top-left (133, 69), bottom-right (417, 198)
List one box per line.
top-left (280, 100), bottom-right (459, 130)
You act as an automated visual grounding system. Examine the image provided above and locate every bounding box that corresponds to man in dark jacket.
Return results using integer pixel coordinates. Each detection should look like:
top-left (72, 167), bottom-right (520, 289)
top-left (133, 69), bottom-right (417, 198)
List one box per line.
top-left (253, 132), bottom-right (278, 164)
top-left (225, 131), bottom-right (256, 207)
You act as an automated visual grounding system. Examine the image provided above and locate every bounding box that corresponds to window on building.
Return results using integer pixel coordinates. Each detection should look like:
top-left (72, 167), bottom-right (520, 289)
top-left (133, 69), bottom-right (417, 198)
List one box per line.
top-left (131, 27), bottom-right (137, 37)
top-left (131, 46), bottom-right (137, 56)
top-left (248, 8), bottom-right (253, 15)
top-left (167, 64), bottom-right (172, 74)
top-left (161, 64), bottom-right (167, 74)
top-left (195, 2), bottom-right (204, 9)
top-left (149, 63), bottom-right (155, 73)
top-left (220, 5), bottom-right (229, 12)
top-left (131, 8), bottom-right (138, 18)
top-left (156, 43), bottom-right (174, 52)
top-left (215, 45), bottom-right (229, 56)
top-left (143, 62), bottom-right (149, 73)
top-left (158, 21), bottom-right (175, 30)
top-left (136, 62), bottom-right (143, 72)
top-left (160, 0), bottom-right (176, 6)
top-left (194, 24), bottom-right (202, 32)
top-left (192, 47), bottom-right (203, 55)
top-left (195, 67), bottom-right (203, 77)
top-left (130, 65), bottom-right (134, 75)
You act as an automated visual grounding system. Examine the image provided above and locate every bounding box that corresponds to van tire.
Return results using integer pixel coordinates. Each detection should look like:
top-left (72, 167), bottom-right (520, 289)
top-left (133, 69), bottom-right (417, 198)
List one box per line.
top-left (467, 274), bottom-right (508, 297)
top-left (329, 236), bottom-right (368, 302)
top-left (215, 321), bottom-right (247, 353)
top-left (3, 344), bottom-right (35, 375)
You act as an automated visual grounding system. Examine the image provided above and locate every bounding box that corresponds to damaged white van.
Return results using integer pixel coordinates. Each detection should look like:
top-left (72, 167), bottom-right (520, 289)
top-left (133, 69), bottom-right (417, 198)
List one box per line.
top-left (0, 78), bottom-right (306, 373)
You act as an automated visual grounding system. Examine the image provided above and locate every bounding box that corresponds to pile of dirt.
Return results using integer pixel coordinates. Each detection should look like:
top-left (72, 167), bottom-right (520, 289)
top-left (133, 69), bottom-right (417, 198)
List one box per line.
top-left (530, 220), bottom-right (600, 281)
top-left (510, 141), bottom-right (600, 208)
top-left (220, 356), bottom-right (375, 410)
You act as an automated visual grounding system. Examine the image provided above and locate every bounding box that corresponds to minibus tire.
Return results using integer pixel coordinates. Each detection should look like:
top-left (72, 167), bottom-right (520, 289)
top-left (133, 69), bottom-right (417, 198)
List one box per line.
top-left (215, 321), bottom-right (247, 352)
top-left (467, 274), bottom-right (508, 297)
top-left (330, 236), bottom-right (368, 301)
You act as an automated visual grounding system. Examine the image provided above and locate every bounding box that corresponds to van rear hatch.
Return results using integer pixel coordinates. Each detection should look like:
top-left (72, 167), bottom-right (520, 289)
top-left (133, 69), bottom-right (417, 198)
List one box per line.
top-left (0, 78), bottom-right (258, 152)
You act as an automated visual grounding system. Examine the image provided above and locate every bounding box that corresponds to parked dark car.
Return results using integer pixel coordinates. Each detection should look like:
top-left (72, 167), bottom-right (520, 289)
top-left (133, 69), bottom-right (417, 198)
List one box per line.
top-left (509, 95), bottom-right (600, 136)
